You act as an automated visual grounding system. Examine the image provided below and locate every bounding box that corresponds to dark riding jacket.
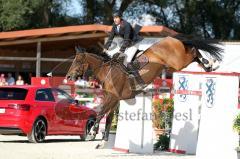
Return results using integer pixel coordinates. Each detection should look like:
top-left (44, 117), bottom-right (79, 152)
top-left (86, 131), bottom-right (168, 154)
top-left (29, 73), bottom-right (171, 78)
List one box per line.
top-left (104, 19), bottom-right (140, 53)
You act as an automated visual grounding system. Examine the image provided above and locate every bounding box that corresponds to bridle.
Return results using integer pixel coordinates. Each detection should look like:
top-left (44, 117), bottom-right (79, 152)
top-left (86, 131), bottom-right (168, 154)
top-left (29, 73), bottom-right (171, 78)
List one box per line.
top-left (71, 53), bottom-right (114, 89)
top-left (73, 53), bottom-right (88, 76)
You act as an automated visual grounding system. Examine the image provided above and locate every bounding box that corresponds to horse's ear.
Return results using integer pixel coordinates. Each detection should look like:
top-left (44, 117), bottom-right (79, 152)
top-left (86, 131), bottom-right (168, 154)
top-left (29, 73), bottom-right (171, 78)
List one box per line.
top-left (75, 45), bottom-right (86, 54)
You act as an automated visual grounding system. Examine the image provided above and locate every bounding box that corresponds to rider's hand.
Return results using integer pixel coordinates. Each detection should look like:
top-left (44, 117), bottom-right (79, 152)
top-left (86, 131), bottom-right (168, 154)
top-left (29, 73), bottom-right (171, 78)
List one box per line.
top-left (103, 48), bottom-right (108, 53)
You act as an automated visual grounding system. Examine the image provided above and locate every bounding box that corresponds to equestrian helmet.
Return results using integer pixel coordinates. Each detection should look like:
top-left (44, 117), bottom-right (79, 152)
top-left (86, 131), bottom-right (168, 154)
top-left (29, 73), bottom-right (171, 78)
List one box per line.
top-left (113, 11), bottom-right (122, 18)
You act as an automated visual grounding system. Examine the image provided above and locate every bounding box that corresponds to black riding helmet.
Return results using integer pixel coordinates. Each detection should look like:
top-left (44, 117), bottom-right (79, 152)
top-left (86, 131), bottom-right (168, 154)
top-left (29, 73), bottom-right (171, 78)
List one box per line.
top-left (113, 11), bottom-right (122, 18)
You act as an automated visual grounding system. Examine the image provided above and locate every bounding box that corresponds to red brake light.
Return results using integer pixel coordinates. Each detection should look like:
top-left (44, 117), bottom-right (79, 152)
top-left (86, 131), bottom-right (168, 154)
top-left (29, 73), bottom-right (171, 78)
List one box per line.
top-left (8, 104), bottom-right (31, 111)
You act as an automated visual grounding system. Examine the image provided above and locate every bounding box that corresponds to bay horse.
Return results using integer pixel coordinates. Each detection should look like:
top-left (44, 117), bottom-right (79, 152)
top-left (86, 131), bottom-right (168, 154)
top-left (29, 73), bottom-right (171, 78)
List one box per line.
top-left (65, 34), bottom-right (223, 148)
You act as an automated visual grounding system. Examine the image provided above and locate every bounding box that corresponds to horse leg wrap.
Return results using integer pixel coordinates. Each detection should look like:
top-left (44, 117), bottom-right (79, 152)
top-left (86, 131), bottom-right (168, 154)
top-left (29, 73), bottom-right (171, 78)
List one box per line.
top-left (93, 123), bottom-right (99, 132)
top-left (195, 57), bottom-right (212, 72)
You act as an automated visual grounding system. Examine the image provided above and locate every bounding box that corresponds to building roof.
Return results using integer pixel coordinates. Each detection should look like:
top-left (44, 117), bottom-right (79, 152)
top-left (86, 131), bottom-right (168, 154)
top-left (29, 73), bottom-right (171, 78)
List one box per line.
top-left (0, 24), bottom-right (177, 46)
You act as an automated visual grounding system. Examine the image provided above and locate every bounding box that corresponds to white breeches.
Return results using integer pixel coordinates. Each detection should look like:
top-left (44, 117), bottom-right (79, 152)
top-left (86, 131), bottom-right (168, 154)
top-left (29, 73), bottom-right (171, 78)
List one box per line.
top-left (122, 45), bottom-right (139, 66)
top-left (107, 38), bottom-right (159, 66)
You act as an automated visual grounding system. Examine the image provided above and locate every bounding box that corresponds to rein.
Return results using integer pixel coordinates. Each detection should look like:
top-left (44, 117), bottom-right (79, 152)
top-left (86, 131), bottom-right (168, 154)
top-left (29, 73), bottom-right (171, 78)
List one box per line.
top-left (83, 53), bottom-right (113, 87)
top-left (100, 66), bottom-right (112, 86)
top-left (50, 55), bottom-right (76, 76)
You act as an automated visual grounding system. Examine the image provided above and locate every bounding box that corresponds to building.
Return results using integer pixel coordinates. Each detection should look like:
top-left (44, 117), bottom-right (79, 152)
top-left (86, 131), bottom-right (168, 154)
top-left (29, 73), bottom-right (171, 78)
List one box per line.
top-left (0, 24), bottom-right (176, 83)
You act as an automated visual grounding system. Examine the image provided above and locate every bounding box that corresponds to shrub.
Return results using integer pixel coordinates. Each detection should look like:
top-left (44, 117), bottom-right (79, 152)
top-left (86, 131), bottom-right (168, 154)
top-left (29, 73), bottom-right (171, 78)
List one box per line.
top-left (233, 113), bottom-right (240, 151)
top-left (154, 133), bottom-right (170, 150)
top-left (233, 113), bottom-right (240, 134)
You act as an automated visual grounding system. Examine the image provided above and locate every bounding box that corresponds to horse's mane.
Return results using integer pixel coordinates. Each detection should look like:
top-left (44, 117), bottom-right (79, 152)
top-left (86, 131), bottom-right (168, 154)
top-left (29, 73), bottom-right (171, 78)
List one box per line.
top-left (87, 52), bottom-right (111, 62)
top-left (86, 46), bottom-right (111, 62)
top-left (75, 45), bottom-right (111, 62)
top-left (173, 34), bottom-right (224, 61)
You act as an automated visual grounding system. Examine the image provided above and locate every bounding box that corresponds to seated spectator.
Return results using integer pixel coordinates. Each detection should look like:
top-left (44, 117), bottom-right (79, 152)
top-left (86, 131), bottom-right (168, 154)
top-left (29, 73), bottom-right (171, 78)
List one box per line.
top-left (93, 78), bottom-right (101, 89)
top-left (26, 72), bottom-right (33, 85)
top-left (7, 73), bottom-right (15, 85)
top-left (88, 76), bottom-right (101, 89)
top-left (0, 74), bottom-right (7, 86)
top-left (74, 76), bottom-right (87, 88)
top-left (87, 76), bottom-right (95, 88)
top-left (16, 75), bottom-right (24, 85)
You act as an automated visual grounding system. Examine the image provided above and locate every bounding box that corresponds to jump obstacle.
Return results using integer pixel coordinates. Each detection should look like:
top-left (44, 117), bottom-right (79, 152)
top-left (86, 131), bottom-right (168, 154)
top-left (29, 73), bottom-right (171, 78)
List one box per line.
top-left (113, 71), bottom-right (239, 158)
top-left (170, 71), bottom-right (240, 159)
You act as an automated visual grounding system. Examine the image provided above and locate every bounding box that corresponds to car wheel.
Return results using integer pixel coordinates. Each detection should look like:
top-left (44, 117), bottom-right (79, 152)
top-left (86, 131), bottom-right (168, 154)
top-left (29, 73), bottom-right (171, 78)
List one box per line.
top-left (80, 118), bottom-right (96, 141)
top-left (27, 118), bottom-right (47, 143)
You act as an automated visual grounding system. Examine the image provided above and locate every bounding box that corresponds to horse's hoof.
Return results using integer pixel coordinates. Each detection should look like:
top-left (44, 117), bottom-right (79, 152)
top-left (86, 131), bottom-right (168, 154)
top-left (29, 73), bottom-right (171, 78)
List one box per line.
top-left (95, 144), bottom-right (101, 149)
top-left (95, 140), bottom-right (106, 149)
top-left (95, 144), bottom-right (105, 149)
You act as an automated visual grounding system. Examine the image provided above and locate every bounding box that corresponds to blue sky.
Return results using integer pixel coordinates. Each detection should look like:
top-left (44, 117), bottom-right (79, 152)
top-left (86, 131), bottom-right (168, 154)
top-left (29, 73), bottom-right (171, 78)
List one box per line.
top-left (66, 0), bottom-right (83, 16)
top-left (64, 0), bottom-right (157, 25)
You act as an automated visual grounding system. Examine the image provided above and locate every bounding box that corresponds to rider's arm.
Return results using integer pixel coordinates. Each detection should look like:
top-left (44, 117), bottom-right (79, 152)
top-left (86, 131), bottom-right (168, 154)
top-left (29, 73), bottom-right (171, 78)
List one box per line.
top-left (119, 22), bottom-right (132, 53)
top-left (104, 25), bottom-right (115, 50)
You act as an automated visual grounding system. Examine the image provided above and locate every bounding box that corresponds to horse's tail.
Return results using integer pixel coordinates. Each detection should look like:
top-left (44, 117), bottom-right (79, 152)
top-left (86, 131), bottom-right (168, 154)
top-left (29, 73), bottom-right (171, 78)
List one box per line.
top-left (173, 34), bottom-right (224, 61)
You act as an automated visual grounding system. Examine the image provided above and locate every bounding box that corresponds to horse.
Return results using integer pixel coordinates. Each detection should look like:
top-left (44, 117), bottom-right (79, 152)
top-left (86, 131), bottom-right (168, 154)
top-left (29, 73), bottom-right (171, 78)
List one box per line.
top-left (65, 34), bottom-right (223, 148)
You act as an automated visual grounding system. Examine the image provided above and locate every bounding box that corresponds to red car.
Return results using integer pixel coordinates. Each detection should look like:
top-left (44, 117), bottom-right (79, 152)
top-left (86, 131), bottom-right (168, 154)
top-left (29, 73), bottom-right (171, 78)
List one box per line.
top-left (0, 85), bottom-right (97, 143)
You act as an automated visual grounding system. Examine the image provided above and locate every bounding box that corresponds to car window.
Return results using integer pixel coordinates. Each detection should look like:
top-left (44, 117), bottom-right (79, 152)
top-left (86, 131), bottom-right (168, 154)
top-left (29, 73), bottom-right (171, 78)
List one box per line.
top-left (35, 88), bottom-right (55, 102)
top-left (52, 88), bottom-right (75, 103)
top-left (0, 88), bottom-right (28, 100)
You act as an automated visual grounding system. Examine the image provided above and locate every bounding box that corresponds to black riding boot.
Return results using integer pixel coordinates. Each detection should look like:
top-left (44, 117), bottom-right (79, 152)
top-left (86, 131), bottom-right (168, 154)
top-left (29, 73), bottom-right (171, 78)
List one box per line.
top-left (127, 63), bottom-right (146, 90)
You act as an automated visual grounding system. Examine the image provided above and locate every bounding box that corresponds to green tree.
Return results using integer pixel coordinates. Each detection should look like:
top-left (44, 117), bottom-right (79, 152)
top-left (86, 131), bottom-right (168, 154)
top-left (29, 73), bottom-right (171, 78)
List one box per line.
top-left (0, 0), bottom-right (78, 31)
top-left (140, 0), bottom-right (240, 39)
top-left (1, 0), bottom-right (240, 40)
top-left (78, 0), bottom-right (133, 24)
top-left (0, 0), bottom-right (31, 31)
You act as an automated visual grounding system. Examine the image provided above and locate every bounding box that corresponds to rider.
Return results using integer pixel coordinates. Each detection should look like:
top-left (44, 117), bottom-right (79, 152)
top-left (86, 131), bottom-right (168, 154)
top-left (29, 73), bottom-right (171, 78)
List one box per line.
top-left (103, 11), bottom-right (145, 89)
top-left (103, 11), bottom-right (140, 60)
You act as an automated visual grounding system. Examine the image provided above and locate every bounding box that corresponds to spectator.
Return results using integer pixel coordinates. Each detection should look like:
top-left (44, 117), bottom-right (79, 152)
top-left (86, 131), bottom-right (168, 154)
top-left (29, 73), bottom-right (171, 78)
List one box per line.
top-left (16, 75), bottom-right (24, 85)
top-left (93, 78), bottom-right (101, 89)
top-left (75, 76), bottom-right (87, 88)
top-left (88, 76), bottom-right (101, 89)
top-left (0, 74), bottom-right (7, 86)
top-left (26, 72), bottom-right (33, 85)
top-left (6, 73), bottom-right (15, 85)
top-left (87, 76), bottom-right (95, 88)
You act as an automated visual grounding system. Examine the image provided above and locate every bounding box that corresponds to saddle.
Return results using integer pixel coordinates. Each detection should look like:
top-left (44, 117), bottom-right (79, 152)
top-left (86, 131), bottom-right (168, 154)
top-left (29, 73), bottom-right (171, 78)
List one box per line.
top-left (110, 50), bottom-right (149, 74)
